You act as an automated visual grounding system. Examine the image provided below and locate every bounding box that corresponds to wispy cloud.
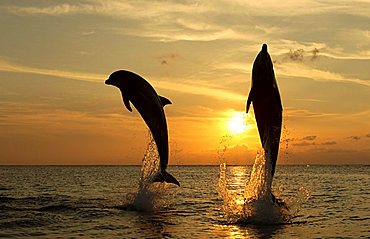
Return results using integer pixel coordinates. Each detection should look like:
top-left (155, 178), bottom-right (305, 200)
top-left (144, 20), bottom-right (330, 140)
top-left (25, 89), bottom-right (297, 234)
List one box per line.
top-left (4, 0), bottom-right (326, 17)
top-left (346, 136), bottom-right (361, 141)
top-left (128, 28), bottom-right (254, 42)
top-left (7, 3), bottom-right (92, 16)
top-left (345, 133), bottom-right (370, 141)
top-left (322, 141), bottom-right (337, 145)
top-left (284, 107), bottom-right (338, 118)
top-left (6, 1), bottom-right (207, 18)
top-left (276, 62), bottom-right (370, 87)
top-left (302, 135), bottom-right (317, 141)
top-left (293, 141), bottom-right (315, 147)
top-left (153, 79), bottom-right (244, 101)
top-left (7, 2), bottom-right (132, 16)
top-left (278, 48), bottom-right (321, 62)
top-left (0, 59), bottom-right (244, 101)
top-left (0, 58), bottom-right (103, 82)
top-left (6, 0), bottom-right (370, 56)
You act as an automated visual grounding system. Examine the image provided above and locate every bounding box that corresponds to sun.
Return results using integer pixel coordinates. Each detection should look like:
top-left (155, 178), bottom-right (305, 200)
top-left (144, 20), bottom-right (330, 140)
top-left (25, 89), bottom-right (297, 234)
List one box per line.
top-left (227, 112), bottom-right (249, 134)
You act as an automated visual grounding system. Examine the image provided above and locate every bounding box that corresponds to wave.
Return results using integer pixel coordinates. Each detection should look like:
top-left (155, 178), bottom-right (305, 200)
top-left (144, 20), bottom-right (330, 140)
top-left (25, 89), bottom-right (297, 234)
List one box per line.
top-left (0, 196), bottom-right (15, 203)
top-left (0, 218), bottom-right (48, 229)
top-left (37, 204), bottom-right (75, 212)
top-left (0, 186), bottom-right (14, 191)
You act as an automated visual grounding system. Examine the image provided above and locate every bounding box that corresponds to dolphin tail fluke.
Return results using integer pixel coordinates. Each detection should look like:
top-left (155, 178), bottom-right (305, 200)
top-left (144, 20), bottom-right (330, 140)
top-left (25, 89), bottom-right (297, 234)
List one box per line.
top-left (152, 171), bottom-right (180, 187)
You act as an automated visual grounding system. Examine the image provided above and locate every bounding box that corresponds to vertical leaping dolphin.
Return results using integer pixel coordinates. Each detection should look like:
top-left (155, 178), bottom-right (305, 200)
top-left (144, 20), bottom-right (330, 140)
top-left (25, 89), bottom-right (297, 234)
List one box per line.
top-left (246, 44), bottom-right (283, 179)
top-left (105, 70), bottom-right (180, 187)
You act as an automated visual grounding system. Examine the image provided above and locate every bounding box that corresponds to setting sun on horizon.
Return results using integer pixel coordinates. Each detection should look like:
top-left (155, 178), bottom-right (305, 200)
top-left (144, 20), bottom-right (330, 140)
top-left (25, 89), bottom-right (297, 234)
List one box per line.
top-left (227, 111), bottom-right (250, 135)
top-left (0, 1), bottom-right (369, 165)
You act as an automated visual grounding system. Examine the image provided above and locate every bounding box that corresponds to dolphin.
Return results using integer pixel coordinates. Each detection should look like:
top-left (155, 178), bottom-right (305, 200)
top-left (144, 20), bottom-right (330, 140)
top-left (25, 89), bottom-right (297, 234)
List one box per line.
top-left (105, 70), bottom-right (180, 187)
top-left (246, 44), bottom-right (283, 179)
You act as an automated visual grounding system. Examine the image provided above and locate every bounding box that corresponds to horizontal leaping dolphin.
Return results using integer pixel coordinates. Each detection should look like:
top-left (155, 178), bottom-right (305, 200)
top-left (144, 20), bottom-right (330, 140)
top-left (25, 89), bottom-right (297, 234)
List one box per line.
top-left (105, 70), bottom-right (180, 187)
top-left (246, 44), bottom-right (283, 179)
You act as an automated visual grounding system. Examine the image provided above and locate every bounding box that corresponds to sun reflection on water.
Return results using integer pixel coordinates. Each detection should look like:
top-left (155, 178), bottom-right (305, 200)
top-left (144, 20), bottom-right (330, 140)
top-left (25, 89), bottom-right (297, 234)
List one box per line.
top-left (213, 223), bottom-right (282, 239)
top-left (226, 225), bottom-right (250, 239)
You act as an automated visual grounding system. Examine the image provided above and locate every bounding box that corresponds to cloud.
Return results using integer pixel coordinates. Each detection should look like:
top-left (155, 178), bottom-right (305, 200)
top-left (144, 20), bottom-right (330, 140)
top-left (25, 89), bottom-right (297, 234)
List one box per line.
top-left (0, 102), bottom-right (142, 135)
top-left (293, 141), bottom-right (315, 147)
top-left (285, 48), bottom-right (320, 62)
top-left (6, 2), bottom-right (137, 17)
top-left (321, 141), bottom-right (337, 145)
top-left (6, 0), bottom-right (370, 56)
top-left (153, 79), bottom-right (244, 101)
top-left (347, 136), bottom-right (361, 141)
top-left (4, 1), bottom-right (324, 18)
top-left (290, 135), bottom-right (318, 147)
top-left (348, 133), bottom-right (370, 140)
top-left (312, 48), bottom-right (320, 60)
top-left (81, 30), bottom-right (96, 36)
top-left (288, 49), bottom-right (304, 61)
top-left (302, 135), bottom-right (317, 141)
top-left (268, 40), bottom-right (370, 61)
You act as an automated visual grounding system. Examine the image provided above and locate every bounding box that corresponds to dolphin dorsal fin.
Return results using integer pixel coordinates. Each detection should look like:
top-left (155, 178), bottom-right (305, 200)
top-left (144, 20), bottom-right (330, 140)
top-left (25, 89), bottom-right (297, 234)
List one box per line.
top-left (159, 95), bottom-right (172, 107)
top-left (121, 93), bottom-right (133, 112)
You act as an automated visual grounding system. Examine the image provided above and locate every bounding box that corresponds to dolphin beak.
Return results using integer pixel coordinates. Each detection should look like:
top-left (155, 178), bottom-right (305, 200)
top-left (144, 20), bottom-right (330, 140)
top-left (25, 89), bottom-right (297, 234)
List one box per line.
top-left (105, 79), bottom-right (111, 85)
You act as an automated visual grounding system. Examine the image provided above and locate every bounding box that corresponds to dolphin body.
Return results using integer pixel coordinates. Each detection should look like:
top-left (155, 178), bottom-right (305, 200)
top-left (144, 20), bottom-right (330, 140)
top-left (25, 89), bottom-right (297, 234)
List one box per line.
top-left (246, 44), bottom-right (283, 179)
top-left (105, 70), bottom-right (180, 187)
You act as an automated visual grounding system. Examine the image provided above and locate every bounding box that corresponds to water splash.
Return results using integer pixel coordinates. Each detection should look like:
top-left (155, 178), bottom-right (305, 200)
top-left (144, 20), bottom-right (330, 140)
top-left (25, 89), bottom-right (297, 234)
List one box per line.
top-left (123, 132), bottom-right (177, 211)
top-left (218, 145), bottom-right (310, 225)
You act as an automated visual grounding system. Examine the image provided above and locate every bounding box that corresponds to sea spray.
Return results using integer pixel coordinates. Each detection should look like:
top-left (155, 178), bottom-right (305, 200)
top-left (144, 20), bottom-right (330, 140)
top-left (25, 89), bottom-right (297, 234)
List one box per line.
top-left (219, 150), bottom-right (284, 224)
top-left (123, 132), bottom-right (177, 211)
top-left (218, 137), bottom-right (311, 224)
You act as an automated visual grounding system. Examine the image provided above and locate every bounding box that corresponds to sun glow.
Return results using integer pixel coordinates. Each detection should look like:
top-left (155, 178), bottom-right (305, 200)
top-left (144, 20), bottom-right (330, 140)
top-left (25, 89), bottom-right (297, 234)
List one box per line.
top-left (227, 112), bottom-right (249, 135)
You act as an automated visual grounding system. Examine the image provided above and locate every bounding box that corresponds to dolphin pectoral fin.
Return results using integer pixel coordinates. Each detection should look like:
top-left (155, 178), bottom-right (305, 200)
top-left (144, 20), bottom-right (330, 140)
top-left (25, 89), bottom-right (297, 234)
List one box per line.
top-left (246, 89), bottom-right (254, 113)
top-left (246, 98), bottom-right (251, 113)
top-left (159, 96), bottom-right (172, 107)
top-left (121, 93), bottom-right (133, 112)
top-left (152, 171), bottom-right (180, 187)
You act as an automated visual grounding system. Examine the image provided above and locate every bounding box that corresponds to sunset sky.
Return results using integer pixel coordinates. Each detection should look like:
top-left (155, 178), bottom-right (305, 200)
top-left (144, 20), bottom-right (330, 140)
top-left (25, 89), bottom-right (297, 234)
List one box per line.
top-left (1, 0), bottom-right (369, 165)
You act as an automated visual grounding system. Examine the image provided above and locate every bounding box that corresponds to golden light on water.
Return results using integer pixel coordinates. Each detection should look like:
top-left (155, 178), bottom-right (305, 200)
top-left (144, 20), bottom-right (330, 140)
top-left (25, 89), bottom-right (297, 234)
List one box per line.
top-left (227, 112), bottom-right (249, 135)
top-left (228, 166), bottom-right (247, 206)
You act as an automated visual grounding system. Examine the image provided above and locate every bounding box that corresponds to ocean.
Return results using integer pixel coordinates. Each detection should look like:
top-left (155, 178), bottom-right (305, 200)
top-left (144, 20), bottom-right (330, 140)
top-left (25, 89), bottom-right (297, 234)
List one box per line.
top-left (0, 165), bottom-right (369, 238)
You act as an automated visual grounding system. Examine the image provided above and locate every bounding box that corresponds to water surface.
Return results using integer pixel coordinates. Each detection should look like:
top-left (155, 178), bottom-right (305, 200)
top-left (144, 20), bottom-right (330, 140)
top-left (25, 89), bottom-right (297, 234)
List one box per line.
top-left (0, 165), bottom-right (369, 238)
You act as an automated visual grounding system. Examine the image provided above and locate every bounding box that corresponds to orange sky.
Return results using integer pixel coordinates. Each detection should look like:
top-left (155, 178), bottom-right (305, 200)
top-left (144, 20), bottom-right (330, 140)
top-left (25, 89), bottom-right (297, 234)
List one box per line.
top-left (0, 1), bottom-right (369, 165)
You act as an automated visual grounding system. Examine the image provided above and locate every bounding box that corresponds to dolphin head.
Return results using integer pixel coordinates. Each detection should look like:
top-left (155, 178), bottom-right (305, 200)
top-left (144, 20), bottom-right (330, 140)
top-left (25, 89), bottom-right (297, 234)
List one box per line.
top-left (105, 70), bottom-right (139, 112)
top-left (262, 43), bottom-right (268, 53)
top-left (105, 70), bottom-right (133, 88)
top-left (255, 44), bottom-right (273, 69)
top-left (252, 44), bottom-right (275, 85)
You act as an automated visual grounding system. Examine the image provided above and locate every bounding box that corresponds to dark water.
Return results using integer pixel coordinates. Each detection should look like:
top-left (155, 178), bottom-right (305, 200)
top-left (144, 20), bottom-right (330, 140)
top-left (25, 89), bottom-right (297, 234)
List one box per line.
top-left (0, 165), bottom-right (369, 238)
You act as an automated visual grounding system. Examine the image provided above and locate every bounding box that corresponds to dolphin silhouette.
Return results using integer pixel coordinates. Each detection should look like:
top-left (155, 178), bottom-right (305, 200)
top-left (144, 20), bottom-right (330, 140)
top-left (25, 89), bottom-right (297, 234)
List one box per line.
top-left (246, 44), bottom-right (283, 179)
top-left (105, 70), bottom-right (180, 187)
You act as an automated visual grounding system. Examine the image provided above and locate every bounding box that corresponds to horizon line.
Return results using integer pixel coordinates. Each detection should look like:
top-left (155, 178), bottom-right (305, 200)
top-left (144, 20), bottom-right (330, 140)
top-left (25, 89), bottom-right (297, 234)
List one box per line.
top-left (0, 164), bottom-right (369, 167)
